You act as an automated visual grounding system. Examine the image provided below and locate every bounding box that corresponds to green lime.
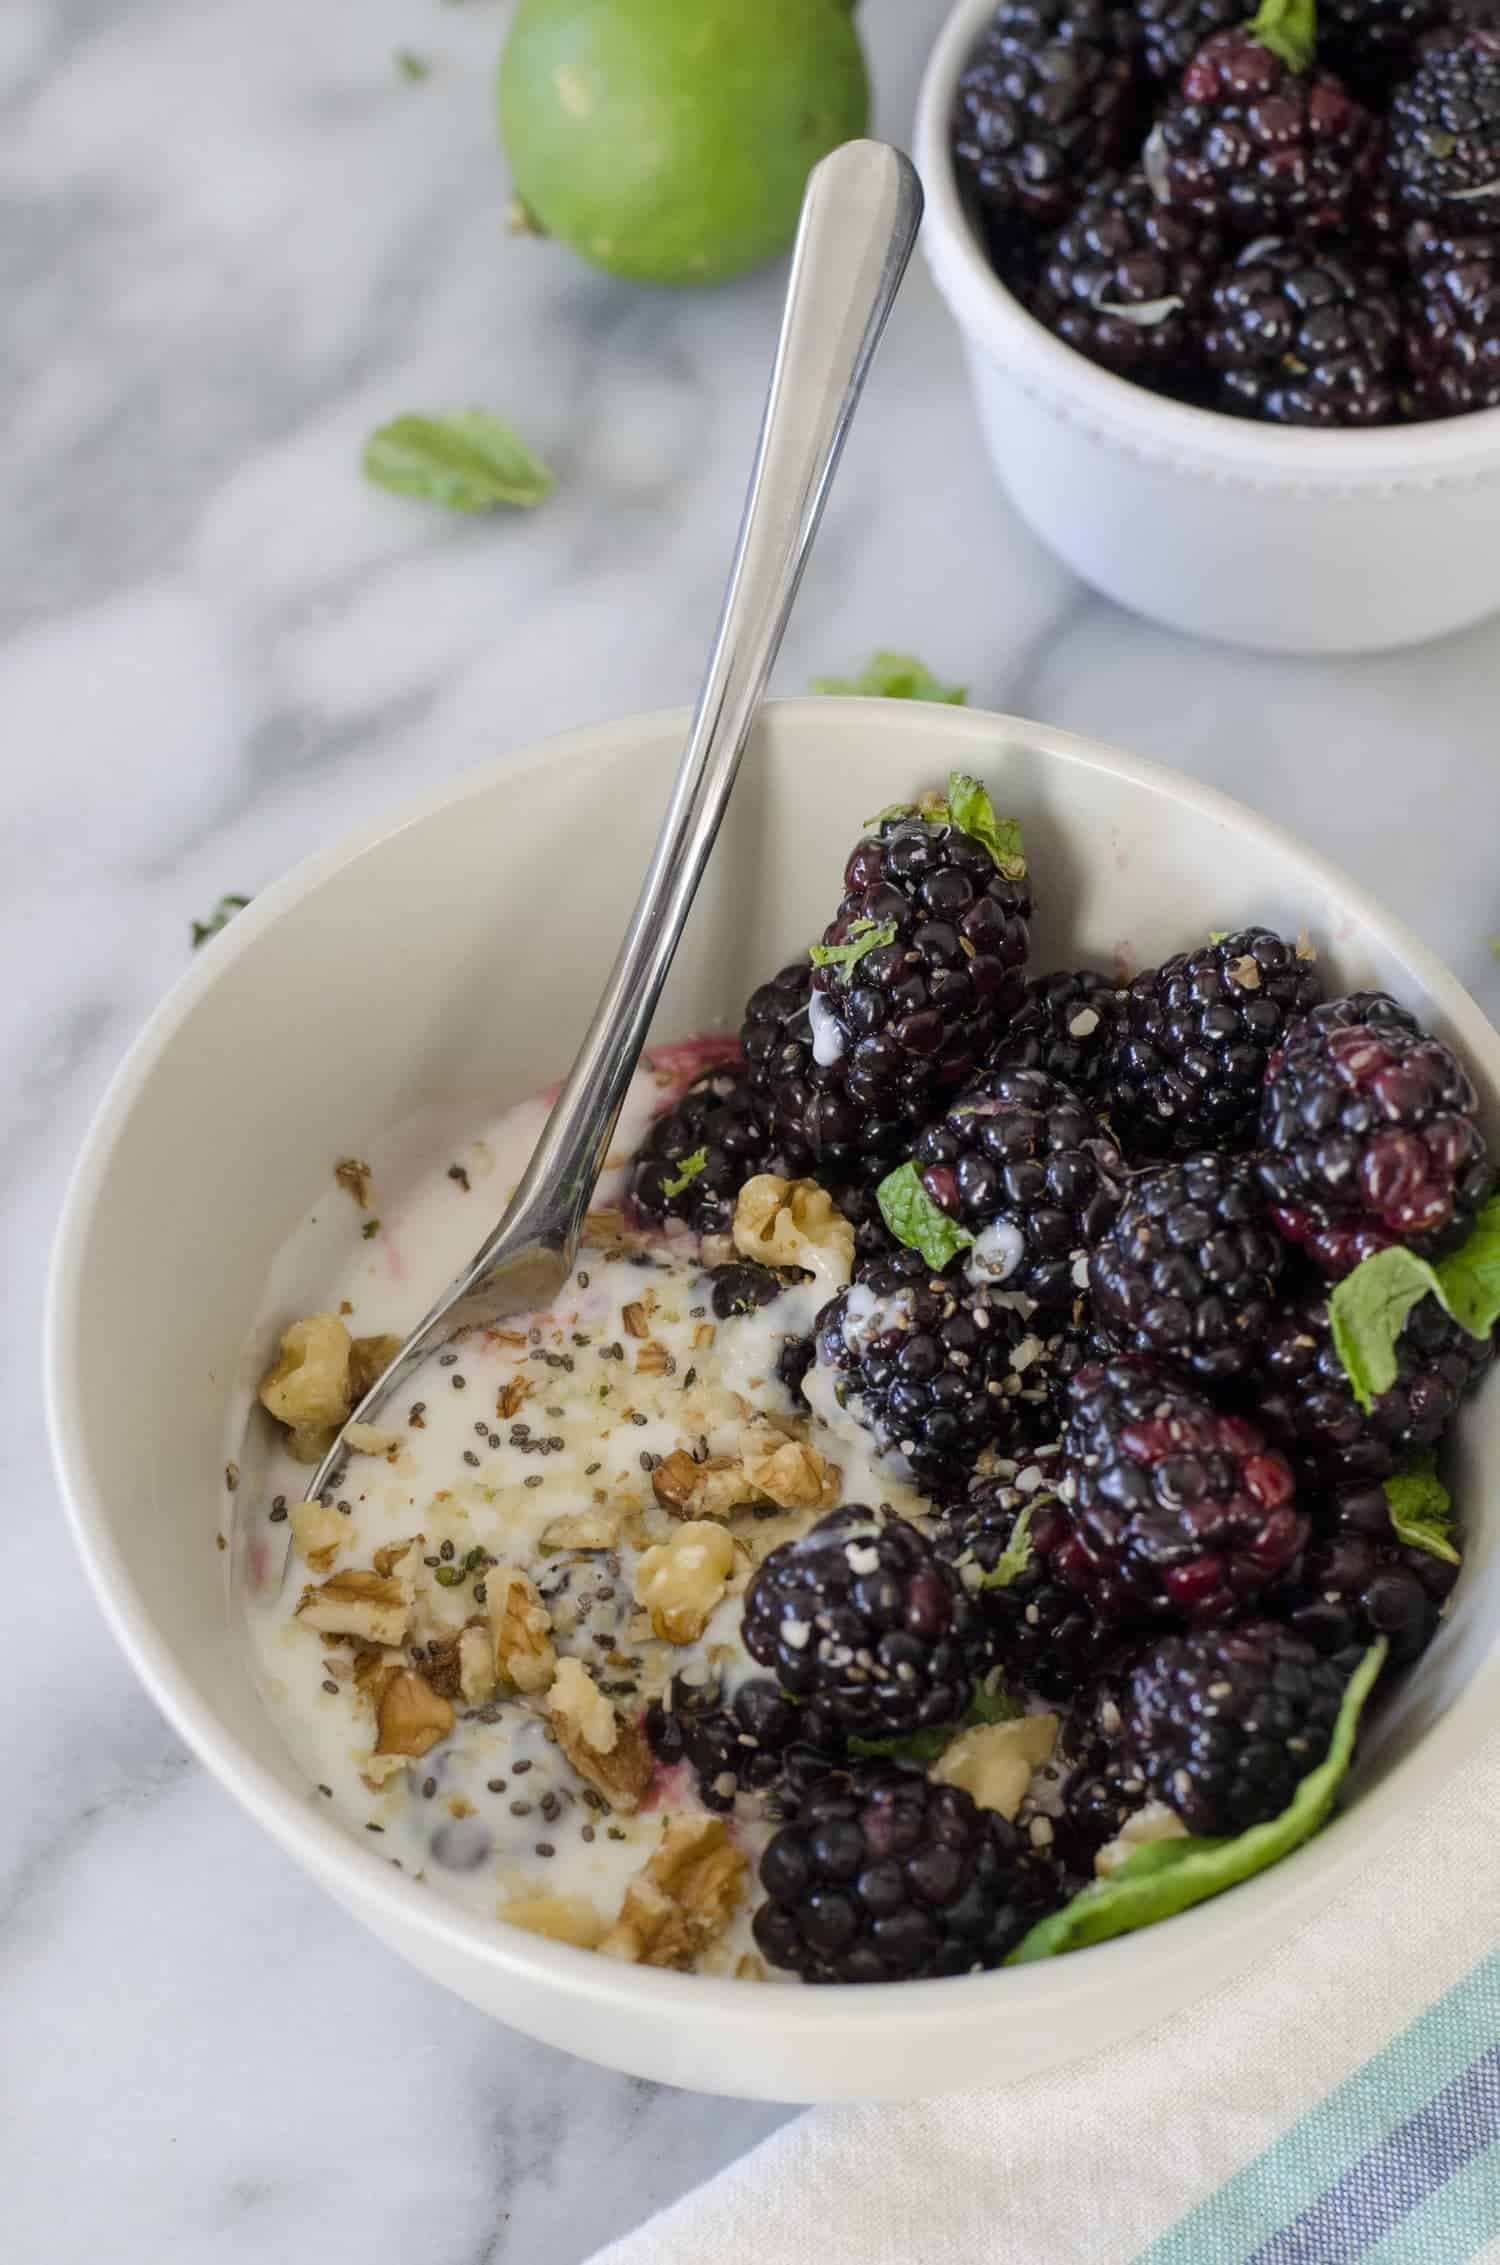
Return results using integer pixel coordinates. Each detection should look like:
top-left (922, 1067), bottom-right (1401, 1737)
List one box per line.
top-left (497, 0), bottom-right (870, 287)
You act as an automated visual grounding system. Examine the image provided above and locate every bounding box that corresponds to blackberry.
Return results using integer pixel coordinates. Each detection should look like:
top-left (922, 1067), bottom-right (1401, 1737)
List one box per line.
top-left (1106, 927), bottom-right (1322, 1159)
top-left (1259, 1016), bottom-right (1491, 1267)
top-left (989, 967), bottom-right (1124, 1097)
top-left (630, 1069), bottom-right (774, 1237)
top-left (1135, 0), bottom-right (1244, 82)
top-left (1053, 1757), bottom-right (1150, 1879)
top-left (741, 1505), bottom-right (989, 1738)
top-left (1058, 1355), bottom-right (1307, 1622)
top-left (1254, 1289), bottom-right (1490, 1484)
top-left (913, 1066), bottom-right (1125, 1309)
top-left (806, 807), bottom-right (1031, 1160)
top-left (1321, 0), bottom-right (1456, 106)
top-left (1388, 29), bottom-right (1500, 228)
top-left (952, 0), bottom-right (1139, 229)
top-left (1090, 1153), bottom-right (1285, 1383)
top-left (1276, 1477), bottom-right (1463, 1667)
top-left (1146, 23), bottom-right (1377, 236)
top-left (813, 1251), bottom-right (1037, 1486)
top-left (644, 1671), bottom-right (839, 1812)
top-left (1405, 221), bottom-right (1500, 416)
top-left (1119, 1620), bottom-right (1352, 1835)
top-left (752, 1761), bottom-right (1062, 1982)
top-left (1030, 169), bottom-right (1224, 377)
top-left (936, 1466), bottom-right (1119, 1700)
top-left (739, 958), bottom-right (867, 1182)
top-left (1295, 991), bottom-right (1423, 1041)
top-left (705, 1261), bottom-right (803, 1320)
top-left (1201, 237), bottom-right (1402, 427)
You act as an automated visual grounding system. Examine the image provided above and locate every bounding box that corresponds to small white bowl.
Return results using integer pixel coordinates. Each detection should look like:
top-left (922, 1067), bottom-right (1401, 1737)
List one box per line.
top-left (47, 699), bottom-right (1500, 2100)
top-left (915, 0), bottom-right (1500, 654)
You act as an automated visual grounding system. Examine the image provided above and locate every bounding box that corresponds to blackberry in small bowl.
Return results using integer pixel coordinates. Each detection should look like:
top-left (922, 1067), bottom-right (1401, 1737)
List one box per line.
top-left (913, 1064), bottom-right (1125, 1309)
top-left (1057, 1355), bottom-right (1307, 1622)
top-left (752, 1761), bottom-right (1063, 1982)
top-left (1277, 1476), bottom-right (1463, 1666)
top-left (1089, 1151), bottom-right (1285, 1383)
top-left (631, 1069), bottom-right (775, 1237)
top-left (1259, 1015), bottom-right (1492, 1267)
top-left (1321, 0), bottom-right (1455, 106)
top-left (936, 1466), bottom-right (1120, 1700)
top-left (1388, 29), bottom-right (1500, 227)
top-left (1118, 1619), bottom-right (1353, 1835)
top-left (1254, 1289), bottom-right (1490, 1484)
top-left (1405, 222), bottom-right (1500, 417)
top-left (1135, 0), bottom-right (1244, 83)
top-left (1202, 237), bottom-right (1402, 426)
top-left (1106, 926), bottom-right (1323, 1159)
top-left (741, 1504), bottom-right (989, 1739)
top-left (1029, 169), bottom-right (1224, 378)
top-left (953, 0), bottom-right (1139, 228)
top-left (989, 967), bottom-right (1125, 1097)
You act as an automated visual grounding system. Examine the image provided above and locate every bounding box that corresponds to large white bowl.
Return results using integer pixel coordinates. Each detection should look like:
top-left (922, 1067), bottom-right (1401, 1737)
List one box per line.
top-left (915, 0), bottom-right (1500, 654)
top-left (47, 699), bottom-right (1500, 2101)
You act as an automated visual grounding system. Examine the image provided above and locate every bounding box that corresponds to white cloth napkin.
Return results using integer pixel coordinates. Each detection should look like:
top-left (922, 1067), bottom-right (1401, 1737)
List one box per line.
top-left (590, 1735), bottom-right (1500, 2265)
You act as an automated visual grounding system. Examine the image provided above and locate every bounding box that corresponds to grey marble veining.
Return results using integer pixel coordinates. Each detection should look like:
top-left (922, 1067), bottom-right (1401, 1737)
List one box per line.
top-left (8, 0), bottom-right (1500, 2260)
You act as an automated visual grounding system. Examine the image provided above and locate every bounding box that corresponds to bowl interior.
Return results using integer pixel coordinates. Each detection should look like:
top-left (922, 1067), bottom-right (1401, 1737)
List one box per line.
top-left (48, 698), bottom-right (1500, 2091)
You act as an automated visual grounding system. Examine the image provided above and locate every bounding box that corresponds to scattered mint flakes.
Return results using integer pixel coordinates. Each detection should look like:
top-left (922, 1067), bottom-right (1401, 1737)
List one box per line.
top-left (363, 411), bottom-right (553, 514)
top-left (395, 49), bottom-right (431, 80)
top-left (1329, 1196), bottom-right (1500, 1409)
top-left (945, 772), bottom-right (1026, 880)
top-left (877, 1161), bottom-right (975, 1273)
top-left (978, 1498), bottom-right (1048, 1590)
top-left (1009, 1639), bottom-right (1386, 1963)
top-left (849, 1676), bottom-right (1022, 1763)
top-left (812, 653), bottom-right (968, 704)
top-left (660, 1147), bottom-right (709, 1200)
top-left (191, 894), bottom-right (250, 948)
top-left (1383, 1465), bottom-right (1460, 1567)
top-left (809, 916), bottom-right (897, 973)
top-left (361, 1218), bottom-right (381, 1240)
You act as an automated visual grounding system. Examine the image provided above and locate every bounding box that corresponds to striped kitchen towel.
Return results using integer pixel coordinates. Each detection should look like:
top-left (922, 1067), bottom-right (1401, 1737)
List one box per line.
top-left (590, 1733), bottom-right (1500, 2265)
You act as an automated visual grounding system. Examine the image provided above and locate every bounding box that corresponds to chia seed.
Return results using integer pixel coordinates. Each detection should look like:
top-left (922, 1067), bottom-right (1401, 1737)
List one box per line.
top-left (409, 1403), bottom-right (426, 1426)
top-left (439, 1352), bottom-right (458, 1366)
top-left (510, 1801), bottom-right (533, 1817)
top-left (540, 1792), bottom-right (561, 1821)
top-left (581, 1824), bottom-right (596, 1843)
top-left (440, 1540), bottom-right (455, 1561)
top-left (534, 1842), bottom-right (556, 1859)
top-left (486, 1778), bottom-right (506, 1793)
top-left (423, 1777), bottom-right (437, 1798)
top-left (463, 1450), bottom-right (480, 1467)
top-left (269, 1502), bottom-right (288, 1523)
top-left (321, 1679), bottom-right (338, 1695)
top-left (524, 1475), bottom-right (543, 1488)
top-left (513, 1759), bottom-right (532, 1774)
top-left (452, 1374), bottom-right (467, 1390)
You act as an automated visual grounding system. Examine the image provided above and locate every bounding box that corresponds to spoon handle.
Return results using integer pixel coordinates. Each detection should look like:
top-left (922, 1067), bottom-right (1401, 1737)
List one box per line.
top-left (493, 139), bottom-right (923, 1261)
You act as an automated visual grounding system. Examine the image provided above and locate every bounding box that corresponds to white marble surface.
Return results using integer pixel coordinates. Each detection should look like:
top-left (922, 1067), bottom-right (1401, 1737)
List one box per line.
top-left (9, 0), bottom-right (1500, 2258)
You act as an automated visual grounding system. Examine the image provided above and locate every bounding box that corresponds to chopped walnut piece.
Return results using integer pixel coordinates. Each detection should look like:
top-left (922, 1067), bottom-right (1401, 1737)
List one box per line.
top-left (548, 1657), bottom-right (652, 1813)
top-left (598, 1816), bottom-right (747, 1969)
top-left (372, 1536), bottom-right (420, 1578)
top-left (458, 1622), bottom-right (498, 1706)
top-left (932, 1713), bottom-right (1058, 1821)
top-left (500, 1893), bottom-right (607, 1949)
top-left (634, 1521), bottom-right (737, 1644)
top-left (651, 1450), bottom-right (701, 1513)
top-left (732, 1175), bottom-right (854, 1288)
top-left (652, 1451), bottom-right (751, 1522)
top-left (259, 1314), bottom-right (353, 1434)
top-left (344, 1421), bottom-right (401, 1457)
top-left (538, 1509), bottom-right (620, 1552)
top-left (489, 1567), bottom-right (557, 1695)
top-left (634, 1340), bottom-right (670, 1376)
top-left (335, 1157), bottom-right (372, 1208)
top-left (496, 1375), bottom-right (533, 1420)
top-left (349, 1333), bottom-right (402, 1402)
top-left (373, 1668), bottom-right (455, 1759)
top-left (296, 1568), bottom-right (411, 1647)
top-left (740, 1428), bottom-right (841, 1511)
top-left (289, 1500), bottom-right (346, 1573)
top-left (621, 1300), bottom-right (650, 1340)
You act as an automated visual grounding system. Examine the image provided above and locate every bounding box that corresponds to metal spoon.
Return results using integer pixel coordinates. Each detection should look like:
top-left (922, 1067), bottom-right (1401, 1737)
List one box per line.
top-left (304, 138), bottom-right (923, 1508)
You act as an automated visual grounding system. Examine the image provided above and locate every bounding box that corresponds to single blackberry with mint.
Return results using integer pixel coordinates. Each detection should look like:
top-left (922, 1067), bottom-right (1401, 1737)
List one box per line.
top-left (1029, 170), bottom-right (1224, 377)
top-left (1387, 29), bottom-right (1500, 228)
top-left (1254, 1290), bottom-right (1490, 1484)
top-left (1202, 238), bottom-right (1402, 427)
top-left (631, 1070), bottom-right (777, 1237)
top-left (813, 1250), bottom-right (1036, 1485)
top-left (1405, 222), bottom-right (1500, 417)
top-left (752, 1761), bottom-right (1062, 1982)
top-left (1089, 1152), bottom-right (1285, 1384)
top-left (1259, 1015), bottom-right (1491, 1267)
top-left (1276, 1476), bottom-right (1463, 1667)
top-left (1118, 1619), bottom-right (1352, 1835)
top-left (936, 1467), bottom-right (1119, 1700)
top-left (989, 968), bottom-right (1124, 1097)
top-left (643, 1672), bottom-right (839, 1812)
top-left (1146, 8), bottom-right (1377, 237)
top-left (806, 800), bottom-right (1032, 1160)
top-left (1106, 927), bottom-right (1322, 1158)
top-left (914, 1065), bottom-right (1125, 1309)
top-left (1057, 1355), bottom-right (1307, 1622)
top-left (741, 1505), bottom-right (989, 1738)
top-left (952, 0), bottom-right (1139, 228)
top-left (1135, 0), bottom-right (1244, 82)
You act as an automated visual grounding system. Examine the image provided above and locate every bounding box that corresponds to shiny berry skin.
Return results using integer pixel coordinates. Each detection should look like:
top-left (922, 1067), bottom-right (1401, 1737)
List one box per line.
top-left (1405, 220), bottom-right (1500, 417)
top-left (1253, 1290), bottom-right (1490, 1485)
top-left (631, 1069), bottom-right (781, 1237)
top-left (953, 0), bottom-right (1139, 227)
top-left (1030, 169), bottom-right (1224, 376)
top-left (989, 967), bottom-right (1125, 1096)
top-left (1275, 1477), bottom-right (1463, 1667)
top-left (1202, 237), bottom-right (1401, 427)
top-left (1387, 30), bottom-right (1500, 228)
top-left (1089, 1151), bottom-right (1285, 1383)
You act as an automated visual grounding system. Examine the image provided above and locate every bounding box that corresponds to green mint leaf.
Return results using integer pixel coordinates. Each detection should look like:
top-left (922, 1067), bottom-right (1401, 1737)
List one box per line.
top-left (1247, 0), bottom-right (1315, 73)
top-left (1208, 930), bottom-right (1229, 945)
top-left (978, 1498), bottom-right (1044, 1590)
top-left (1009, 1640), bottom-right (1386, 1963)
top-left (809, 917), bottom-right (897, 973)
top-left (1383, 1466), bottom-right (1461, 1568)
top-left (1329, 1246), bottom-right (1444, 1412)
top-left (191, 893), bottom-right (251, 949)
top-left (849, 1678), bottom-right (1021, 1762)
top-left (1490, 937), bottom-right (1500, 962)
top-left (660, 1146), bottom-right (709, 1200)
top-left (395, 49), bottom-right (431, 80)
top-left (862, 800), bottom-right (918, 828)
top-left (361, 1218), bottom-right (381, 1240)
top-left (363, 411), bottom-right (553, 514)
top-left (1432, 1194), bottom-right (1500, 1337)
top-left (812, 652), bottom-right (968, 704)
top-left (967, 1675), bottom-right (1025, 1727)
top-left (877, 1161), bottom-right (975, 1273)
top-left (944, 773), bottom-right (1027, 880)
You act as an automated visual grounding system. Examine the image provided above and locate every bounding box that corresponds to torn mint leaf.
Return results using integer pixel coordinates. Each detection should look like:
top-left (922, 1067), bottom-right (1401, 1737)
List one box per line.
top-left (810, 917), bottom-right (897, 973)
top-left (363, 410), bottom-right (553, 513)
top-left (813, 653), bottom-right (968, 704)
top-left (1383, 1466), bottom-right (1460, 1568)
top-left (877, 1161), bottom-right (975, 1273)
top-left (660, 1146), bottom-right (709, 1200)
top-left (191, 894), bottom-right (250, 949)
top-left (945, 772), bottom-right (1026, 880)
top-left (978, 1499), bottom-right (1043, 1590)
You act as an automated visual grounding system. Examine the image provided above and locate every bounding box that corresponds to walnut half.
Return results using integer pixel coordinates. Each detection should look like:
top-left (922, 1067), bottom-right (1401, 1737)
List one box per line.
top-left (296, 1567), bottom-right (412, 1647)
top-left (634, 1521), bottom-right (736, 1645)
top-left (733, 1175), bottom-right (854, 1289)
top-left (548, 1657), bottom-right (652, 1814)
top-left (488, 1567), bottom-right (557, 1695)
top-left (598, 1815), bottom-right (747, 1969)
